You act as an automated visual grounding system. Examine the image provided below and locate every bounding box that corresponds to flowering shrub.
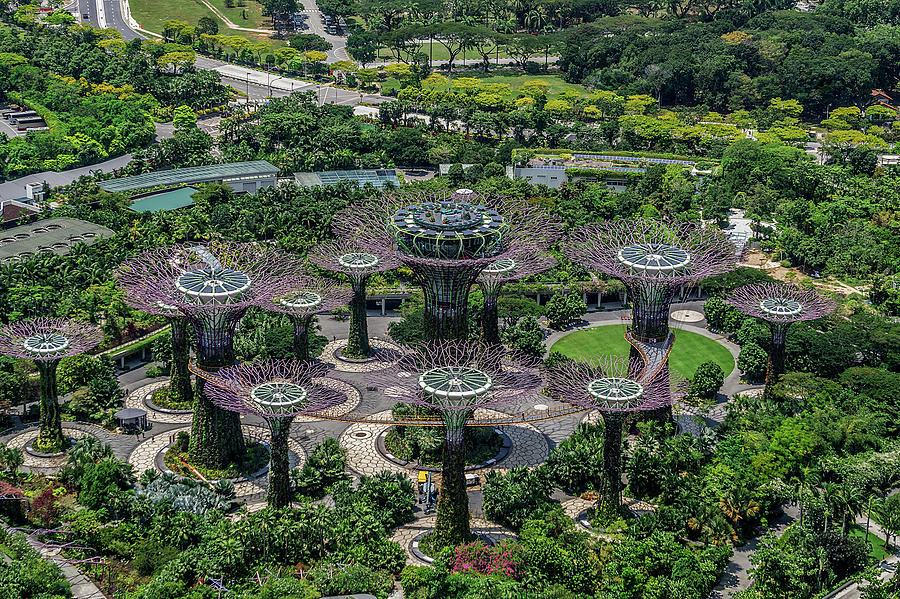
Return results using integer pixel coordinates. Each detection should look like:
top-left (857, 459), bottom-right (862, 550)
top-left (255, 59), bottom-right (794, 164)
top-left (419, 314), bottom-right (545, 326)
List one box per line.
top-left (451, 540), bottom-right (527, 579)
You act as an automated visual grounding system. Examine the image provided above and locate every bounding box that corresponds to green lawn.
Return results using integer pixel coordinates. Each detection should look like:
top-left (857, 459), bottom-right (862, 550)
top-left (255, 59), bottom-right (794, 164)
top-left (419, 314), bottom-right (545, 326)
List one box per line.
top-left (848, 523), bottom-right (892, 562)
top-left (550, 324), bottom-right (735, 379)
top-left (131, 0), bottom-right (282, 50)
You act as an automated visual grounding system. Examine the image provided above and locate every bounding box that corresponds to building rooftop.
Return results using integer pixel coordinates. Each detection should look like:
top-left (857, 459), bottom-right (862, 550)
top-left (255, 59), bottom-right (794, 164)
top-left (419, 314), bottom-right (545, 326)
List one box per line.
top-left (0, 217), bottom-right (114, 263)
top-left (294, 169), bottom-right (400, 188)
top-left (99, 161), bottom-right (279, 193)
top-left (129, 187), bottom-right (197, 213)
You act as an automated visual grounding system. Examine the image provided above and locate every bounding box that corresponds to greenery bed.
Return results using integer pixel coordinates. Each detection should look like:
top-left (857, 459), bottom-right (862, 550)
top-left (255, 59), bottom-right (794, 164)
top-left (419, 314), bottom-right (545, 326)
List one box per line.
top-left (550, 324), bottom-right (735, 378)
top-left (150, 387), bottom-right (193, 411)
top-left (164, 440), bottom-right (269, 481)
top-left (384, 426), bottom-right (503, 468)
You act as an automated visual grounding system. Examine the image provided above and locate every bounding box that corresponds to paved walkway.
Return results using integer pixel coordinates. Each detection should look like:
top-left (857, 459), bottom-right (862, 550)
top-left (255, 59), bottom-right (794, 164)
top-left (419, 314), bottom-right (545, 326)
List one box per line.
top-left (1, 521), bottom-right (106, 598)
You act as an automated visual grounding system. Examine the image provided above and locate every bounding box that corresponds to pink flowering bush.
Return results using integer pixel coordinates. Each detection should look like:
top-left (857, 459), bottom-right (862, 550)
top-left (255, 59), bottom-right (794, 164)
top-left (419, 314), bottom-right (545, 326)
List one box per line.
top-left (451, 539), bottom-right (527, 580)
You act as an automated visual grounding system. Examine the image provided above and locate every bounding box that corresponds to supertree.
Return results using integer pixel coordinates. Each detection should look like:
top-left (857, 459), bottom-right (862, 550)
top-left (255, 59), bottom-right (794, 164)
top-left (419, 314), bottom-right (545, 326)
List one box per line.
top-left (370, 340), bottom-right (542, 549)
top-left (191, 359), bottom-right (344, 507)
top-left (726, 283), bottom-right (835, 395)
top-left (116, 291), bottom-right (193, 407)
top-left (0, 318), bottom-right (102, 452)
top-left (546, 355), bottom-right (686, 520)
top-left (307, 240), bottom-right (400, 358)
top-left (566, 219), bottom-right (737, 347)
top-left (333, 189), bottom-right (560, 340)
top-left (477, 250), bottom-right (555, 343)
top-left (116, 242), bottom-right (302, 468)
top-left (266, 276), bottom-right (353, 361)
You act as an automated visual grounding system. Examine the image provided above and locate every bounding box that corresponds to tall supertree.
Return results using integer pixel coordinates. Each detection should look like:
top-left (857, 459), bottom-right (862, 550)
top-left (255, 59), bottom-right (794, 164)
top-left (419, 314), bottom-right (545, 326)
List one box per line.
top-left (307, 240), bottom-right (400, 359)
top-left (117, 242), bottom-right (302, 469)
top-left (371, 340), bottom-right (542, 549)
top-left (191, 359), bottom-right (344, 507)
top-left (117, 293), bottom-right (193, 407)
top-left (546, 355), bottom-right (685, 520)
top-left (564, 219), bottom-right (736, 370)
top-left (477, 250), bottom-right (555, 343)
top-left (266, 276), bottom-right (353, 361)
top-left (333, 189), bottom-right (560, 340)
top-left (0, 318), bottom-right (102, 452)
top-left (726, 283), bottom-right (835, 395)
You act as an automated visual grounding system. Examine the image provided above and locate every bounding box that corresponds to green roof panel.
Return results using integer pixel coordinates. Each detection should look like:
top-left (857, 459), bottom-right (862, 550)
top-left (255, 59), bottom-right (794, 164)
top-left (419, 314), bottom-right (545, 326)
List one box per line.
top-left (129, 187), bottom-right (198, 213)
top-left (98, 161), bottom-right (279, 193)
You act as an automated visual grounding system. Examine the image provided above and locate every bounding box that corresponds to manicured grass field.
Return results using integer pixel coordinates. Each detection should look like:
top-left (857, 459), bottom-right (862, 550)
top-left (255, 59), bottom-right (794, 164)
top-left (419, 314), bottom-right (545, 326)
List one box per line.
top-left (131, 0), bottom-right (281, 49)
top-left (848, 523), bottom-right (892, 562)
top-left (550, 324), bottom-right (735, 379)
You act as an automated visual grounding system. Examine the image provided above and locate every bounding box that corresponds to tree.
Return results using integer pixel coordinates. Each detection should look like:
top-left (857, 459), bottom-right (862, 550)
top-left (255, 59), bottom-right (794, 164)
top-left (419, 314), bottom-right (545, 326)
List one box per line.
top-left (157, 51), bottom-right (195, 74)
top-left (501, 316), bottom-right (544, 357)
top-left (738, 342), bottom-right (768, 382)
top-left (691, 361), bottom-right (725, 400)
top-left (172, 105), bottom-right (198, 130)
top-left (290, 34), bottom-right (332, 52)
top-left (198, 16), bottom-right (218, 35)
top-left (544, 292), bottom-right (587, 329)
top-left (873, 493), bottom-right (900, 550)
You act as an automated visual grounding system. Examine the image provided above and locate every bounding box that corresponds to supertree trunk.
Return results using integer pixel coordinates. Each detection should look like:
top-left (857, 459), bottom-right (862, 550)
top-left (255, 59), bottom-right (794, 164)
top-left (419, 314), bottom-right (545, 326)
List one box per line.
top-left (418, 267), bottom-right (479, 341)
top-left (765, 322), bottom-right (790, 398)
top-left (480, 287), bottom-right (501, 344)
top-left (290, 314), bottom-right (314, 362)
top-left (35, 360), bottom-right (65, 452)
top-left (345, 276), bottom-right (373, 358)
top-left (267, 416), bottom-right (294, 508)
top-left (628, 282), bottom-right (677, 343)
top-left (433, 411), bottom-right (473, 549)
top-left (189, 312), bottom-right (246, 469)
top-left (167, 316), bottom-right (193, 405)
top-left (598, 411), bottom-right (625, 521)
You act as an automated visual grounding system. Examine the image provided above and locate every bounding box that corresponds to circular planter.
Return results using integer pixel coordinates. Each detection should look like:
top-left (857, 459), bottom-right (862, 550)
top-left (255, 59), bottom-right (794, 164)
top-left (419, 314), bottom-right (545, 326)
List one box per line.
top-left (156, 439), bottom-right (270, 484)
top-left (411, 530), bottom-right (495, 563)
top-left (144, 389), bottom-right (193, 415)
top-left (376, 427), bottom-right (512, 472)
top-left (25, 436), bottom-right (75, 458)
top-left (334, 347), bottom-right (379, 364)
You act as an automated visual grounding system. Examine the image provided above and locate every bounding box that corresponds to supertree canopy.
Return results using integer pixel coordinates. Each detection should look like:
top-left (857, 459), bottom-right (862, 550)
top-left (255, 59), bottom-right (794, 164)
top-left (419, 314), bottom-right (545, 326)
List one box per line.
top-left (371, 340), bottom-right (542, 549)
top-left (546, 355), bottom-right (685, 520)
top-left (726, 282), bottom-right (835, 393)
top-left (477, 250), bottom-right (555, 343)
top-left (0, 318), bottom-right (102, 452)
top-left (116, 241), bottom-right (302, 469)
top-left (565, 219), bottom-right (737, 344)
top-left (192, 359), bottom-right (344, 508)
top-left (333, 189), bottom-right (560, 340)
top-left (308, 240), bottom-right (400, 359)
top-left (266, 276), bottom-right (353, 361)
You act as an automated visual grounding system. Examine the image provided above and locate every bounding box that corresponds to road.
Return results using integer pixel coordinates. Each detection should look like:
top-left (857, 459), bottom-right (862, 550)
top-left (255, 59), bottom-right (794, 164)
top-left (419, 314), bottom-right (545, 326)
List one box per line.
top-left (194, 55), bottom-right (388, 105)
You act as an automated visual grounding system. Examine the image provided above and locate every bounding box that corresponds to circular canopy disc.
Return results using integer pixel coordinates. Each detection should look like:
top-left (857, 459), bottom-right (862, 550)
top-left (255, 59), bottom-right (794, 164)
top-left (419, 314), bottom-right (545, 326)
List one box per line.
top-left (277, 291), bottom-right (324, 311)
top-left (482, 258), bottom-right (517, 275)
top-left (617, 243), bottom-right (691, 275)
top-left (587, 377), bottom-right (644, 409)
top-left (176, 268), bottom-right (251, 304)
top-left (23, 333), bottom-right (70, 357)
top-left (338, 252), bottom-right (379, 270)
top-left (760, 297), bottom-right (803, 318)
top-left (250, 381), bottom-right (308, 415)
top-left (418, 366), bottom-right (493, 402)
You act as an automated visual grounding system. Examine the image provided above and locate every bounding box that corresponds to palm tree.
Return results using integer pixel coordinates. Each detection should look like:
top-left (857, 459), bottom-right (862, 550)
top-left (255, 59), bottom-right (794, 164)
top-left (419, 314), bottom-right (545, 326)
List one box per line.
top-left (524, 7), bottom-right (547, 32)
top-left (872, 494), bottom-right (900, 551)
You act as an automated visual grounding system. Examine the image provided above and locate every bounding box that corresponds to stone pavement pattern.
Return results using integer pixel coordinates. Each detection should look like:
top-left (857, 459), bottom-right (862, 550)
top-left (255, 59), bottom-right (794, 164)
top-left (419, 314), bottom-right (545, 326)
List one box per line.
top-left (124, 380), bottom-right (192, 424)
top-left (339, 408), bottom-right (550, 478)
top-left (319, 339), bottom-right (404, 373)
